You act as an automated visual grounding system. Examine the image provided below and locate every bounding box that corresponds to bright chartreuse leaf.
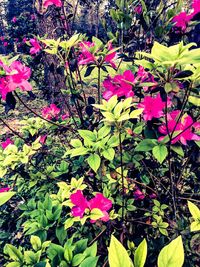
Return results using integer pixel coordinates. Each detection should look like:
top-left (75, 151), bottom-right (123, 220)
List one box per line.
top-left (157, 236), bottom-right (184, 267)
top-left (108, 235), bottom-right (134, 267)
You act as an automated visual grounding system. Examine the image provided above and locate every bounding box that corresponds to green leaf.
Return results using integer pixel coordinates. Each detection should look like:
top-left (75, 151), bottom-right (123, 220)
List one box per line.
top-left (64, 217), bottom-right (74, 230)
top-left (102, 148), bottom-right (115, 161)
top-left (152, 145), bottom-right (168, 164)
top-left (190, 221), bottom-right (200, 232)
top-left (171, 146), bottom-right (184, 157)
top-left (30, 235), bottom-right (41, 251)
top-left (70, 139), bottom-right (83, 148)
top-left (129, 109), bottom-right (144, 119)
top-left (90, 208), bottom-right (104, 221)
top-left (108, 235), bottom-right (134, 267)
top-left (158, 236), bottom-right (184, 267)
top-left (72, 253), bottom-right (86, 266)
top-left (83, 242), bottom-right (97, 258)
top-left (6, 263), bottom-right (21, 267)
top-left (188, 201), bottom-right (200, 220)
top-left (135, 139), bottom-right (157, 152)
top-left (87, 154), bottom-right (101, 173)
top-left (188, 95), bottom-right (200, 106)
top-left (79, 256), bottom-right (99, 267)
top-left (134, 239), bottom-right (147, 267)
top-left (0, 191), bottom-right (16, 206)
top-left (4, 244), bottom-right (23, 262)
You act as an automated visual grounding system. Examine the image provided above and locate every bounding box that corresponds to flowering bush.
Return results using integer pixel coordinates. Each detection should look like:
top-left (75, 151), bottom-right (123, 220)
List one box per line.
top-left (0, 1), bottom-right (200, 267)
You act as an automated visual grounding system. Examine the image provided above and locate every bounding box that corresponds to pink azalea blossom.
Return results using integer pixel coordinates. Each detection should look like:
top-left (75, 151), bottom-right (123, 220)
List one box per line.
top-left (0, 61), bottom-right (32, 100)
top-left (70, 190), bottom-right (112, 222)
top-left (134, 5), bottom-right (142, 14)
top-left (88, 193), bottom-right (112, 222)
top-left (135, 66), bottom-right (157, 91)
top-left (61, 112), bottom-right (69, 120)
top-left (39, 135), bottom-right (47, 144)
top-left (29, 38), bottom-right (41, 55)
top-left (0, 187), bottom-right (11, 193)
top-left (134, 188), bottom-right (145, 200)
top-left (1, 138), bottom-right (14, 149)
top-left (138, 93), bottom-right (167, 121)
top-left (78, 41), bottom-right (96, 65)
top-left (11, 17), bottom-right (17, 23)
top-left (70, 190), bottom-right (89, 218)
top-left (78, 41), bottom-right (117, 68)
top-left (41, 104), bottom-right (60, 120)
top-left (103, 70), bottom-right (135, 100)
top-left (158, 110), bottom-right (200, 145)
top-left (43, 0), bottom-right (62, 8)
top-left (104, 41), bottom-right (117, 69)
top-left (172, 11), bottom-right (191, 31)
top-left (0, 36), bottom-right (4, 41)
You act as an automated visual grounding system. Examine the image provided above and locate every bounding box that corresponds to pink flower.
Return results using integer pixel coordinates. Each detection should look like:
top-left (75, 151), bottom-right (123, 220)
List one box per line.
top-left (78, 41), bottom-right (96, 65)
top-left (191, 0), bottom-right (200, 16)
top-left (159, 110), bottom-right (200, 145)
top-left (134, 5), bottom-right (142, 14)
top-left (30, 38), bottom-right (41, 55)
top-left (136, 66), bottom-right (157, 91)
top-left (78, 41), bottom-right (117, 68)
top-left (103, 70), bottom-right (135, 100)
top-left (41, 104), bottom-right (60, 120)
top-left (39, 135), bottom-right (47, 144)
top-left (70, 190), bottom-right (112, 222)
top-left (0, 187), bottom-right (11, 193)
top-left (1, 138), bottom-right (13, 149)
top-left (61, 112), bottom-right (69, 120)
top-left (22, 37), bottom-right (27, 43)
top-left (172, 11), bottom-right (191, 31)
top-left (70, 190), bottom-right (89, 218)
top-left (11, 17), bottom-right (17, 23)
top-left (0, 36), bottom-right (4, 41)
top-left (43, 0), bottom-right (62, 8)
top-left (138, 93), bottom-right (166, 121)
top-left (0, 61), bottom-right (32, 100)
top-left (134, 188), bottom-right (145, 200)
top-left (104, 41), bottom-right (117, 69)
top-left (88, 193), bottom-right (112, 222)
top-left (3, 42), bottom-right (8, 47)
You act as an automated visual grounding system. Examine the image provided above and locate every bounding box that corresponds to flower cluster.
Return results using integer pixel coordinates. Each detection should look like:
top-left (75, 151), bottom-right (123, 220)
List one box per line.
top-left (103, 70), bottom-right (135, 100)
top-left (78, 41), bottom-right (117, 69)
top-left (43, 0), bottom-right (62, 8)
top-left (138, 93), bottom-right (168, 121)
top-left (159, 110), bottom-right (200, 145)
top-left (0, 60), bottom-right (32, 100)
top-left (102, 66), bottom-right (157, 100)
top-left (70, 190), bottom-right (112, 222)
top-left (172, 0), bottom-right (200, 32)
top-left (30, 38), bottom-right (41, 55)
top-left (41, 104), bottom-right (61, 120)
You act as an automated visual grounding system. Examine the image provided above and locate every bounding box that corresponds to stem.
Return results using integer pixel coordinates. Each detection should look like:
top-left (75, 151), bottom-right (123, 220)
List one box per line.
top-left (97, 66), bottom-right (101, 104)
top-left (14, 92), bottom-right (72, 130)
top-left (119, 130), bottom-right (125, 244)
top-left (0, 118), bottom-right (27, 143)
top-left (164, 99), bottom-right (177, 221)
top-left (88, 228), bottom-right (106, 246)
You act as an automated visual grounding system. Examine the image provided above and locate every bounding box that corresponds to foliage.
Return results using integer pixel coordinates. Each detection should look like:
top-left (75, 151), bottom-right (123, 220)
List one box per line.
top-left (0, 1), bottom-right (200, 267)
